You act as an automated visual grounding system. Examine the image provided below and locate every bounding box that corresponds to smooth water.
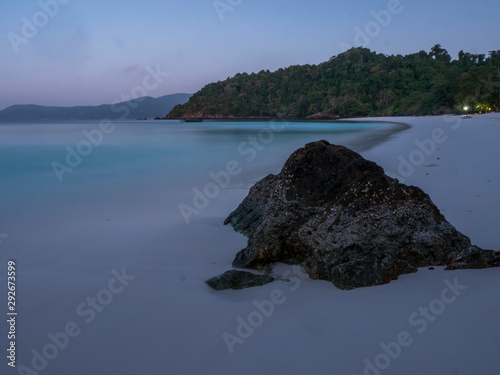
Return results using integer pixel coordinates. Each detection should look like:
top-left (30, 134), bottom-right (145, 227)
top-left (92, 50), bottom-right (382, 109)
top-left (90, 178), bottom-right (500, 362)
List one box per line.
top-left (0, 119), bottom-right (402, 374)
top-left (0, 120), bottom-right (397, 232)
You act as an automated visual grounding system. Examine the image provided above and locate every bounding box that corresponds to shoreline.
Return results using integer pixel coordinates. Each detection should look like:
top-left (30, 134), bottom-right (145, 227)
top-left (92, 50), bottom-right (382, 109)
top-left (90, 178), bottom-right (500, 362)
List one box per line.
top-left (164, 113), bottom-right (498, 122)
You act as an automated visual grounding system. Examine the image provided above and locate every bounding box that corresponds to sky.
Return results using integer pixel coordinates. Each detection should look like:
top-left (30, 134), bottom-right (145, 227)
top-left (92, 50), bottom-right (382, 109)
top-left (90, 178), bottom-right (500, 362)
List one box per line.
top-left (0, 0), bottom-right (499, 110)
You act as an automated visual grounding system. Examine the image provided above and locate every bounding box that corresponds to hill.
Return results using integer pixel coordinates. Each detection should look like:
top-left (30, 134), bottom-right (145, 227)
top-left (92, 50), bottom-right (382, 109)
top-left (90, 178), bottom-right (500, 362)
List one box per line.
top-left (167, 46), bottom-right (499, 119)
top-left (0, 93), bottom-right (192, 121)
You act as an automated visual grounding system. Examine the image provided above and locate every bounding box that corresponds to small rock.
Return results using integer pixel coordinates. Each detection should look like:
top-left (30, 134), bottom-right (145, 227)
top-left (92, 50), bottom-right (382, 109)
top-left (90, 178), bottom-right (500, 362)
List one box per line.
top-left (205, 270), bottom-right (274, 290)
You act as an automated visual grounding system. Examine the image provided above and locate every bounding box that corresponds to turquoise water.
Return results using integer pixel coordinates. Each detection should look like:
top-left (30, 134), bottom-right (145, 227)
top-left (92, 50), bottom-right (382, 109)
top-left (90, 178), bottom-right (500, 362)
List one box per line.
top-left (0, 119), bottom-right (398, 374)
top-left (0, 120), bottom-right (387, 220)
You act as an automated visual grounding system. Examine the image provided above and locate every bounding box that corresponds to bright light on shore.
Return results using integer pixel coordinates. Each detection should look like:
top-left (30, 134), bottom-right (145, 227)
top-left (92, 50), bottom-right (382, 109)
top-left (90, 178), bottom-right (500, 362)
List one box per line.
top-left (464, 106), bottom-right (469, 111)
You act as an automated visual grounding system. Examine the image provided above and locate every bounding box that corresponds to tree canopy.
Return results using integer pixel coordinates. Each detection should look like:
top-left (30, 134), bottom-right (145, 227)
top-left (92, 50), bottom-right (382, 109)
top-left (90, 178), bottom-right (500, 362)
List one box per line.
top-left (167, 45), bottom-right (500, 119)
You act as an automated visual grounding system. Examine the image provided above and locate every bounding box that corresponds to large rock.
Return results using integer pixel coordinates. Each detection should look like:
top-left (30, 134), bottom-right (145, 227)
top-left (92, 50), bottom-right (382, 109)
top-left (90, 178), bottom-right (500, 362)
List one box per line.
top-left (224, 140), bottom-right (500, 290)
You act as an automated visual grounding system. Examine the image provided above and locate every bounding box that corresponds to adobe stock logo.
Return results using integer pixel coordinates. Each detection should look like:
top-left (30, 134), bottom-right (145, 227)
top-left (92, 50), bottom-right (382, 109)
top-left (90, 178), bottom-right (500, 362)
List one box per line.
top-left (340, 0), bottom-right (406, 52)
top-left (7, 0), bottom-right (71, 54)
top-left (354, 277), bottom-right (467, 375)
top-left (213, 0), bottom-right (244, 22)
top-left (51, 65), bottom-right (169, 183)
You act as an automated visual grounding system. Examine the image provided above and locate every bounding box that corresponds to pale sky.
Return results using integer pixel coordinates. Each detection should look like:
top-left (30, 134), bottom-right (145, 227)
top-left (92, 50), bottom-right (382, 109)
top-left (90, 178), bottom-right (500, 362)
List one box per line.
top-left (0, 0), bottom-right (499, 110)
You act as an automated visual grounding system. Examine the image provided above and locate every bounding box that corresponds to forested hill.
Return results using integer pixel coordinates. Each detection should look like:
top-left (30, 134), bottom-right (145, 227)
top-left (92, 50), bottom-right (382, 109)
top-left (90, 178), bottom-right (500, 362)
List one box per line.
top-left (0, 94), bottom-right (192, 121)
top-left (167, 46), bottom-right (499, 119)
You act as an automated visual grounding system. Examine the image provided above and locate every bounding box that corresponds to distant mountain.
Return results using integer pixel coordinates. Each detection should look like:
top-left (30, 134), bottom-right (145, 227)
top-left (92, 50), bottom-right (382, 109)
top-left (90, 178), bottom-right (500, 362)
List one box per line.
top-left (167, 46), bottom-right (500, 119)
top-left (0, 93), bottom-right (192, 121)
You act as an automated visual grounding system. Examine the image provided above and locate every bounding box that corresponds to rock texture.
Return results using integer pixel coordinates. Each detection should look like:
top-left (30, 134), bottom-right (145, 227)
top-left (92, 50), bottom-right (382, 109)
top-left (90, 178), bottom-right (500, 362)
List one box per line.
top-left (205, 270), bottom-right (274, 290)
top-left (224, 140), bottom-right (500, 290)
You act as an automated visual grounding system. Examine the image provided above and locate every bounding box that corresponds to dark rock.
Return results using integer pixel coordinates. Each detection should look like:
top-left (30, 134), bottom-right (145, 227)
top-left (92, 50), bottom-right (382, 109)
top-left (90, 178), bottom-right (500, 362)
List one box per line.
top-left (305, 112), bottom-right (341, 120)
top-left (205, 270), bottom-right (274, 290)
top-left (224, 140), bottom-right (500, 290)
